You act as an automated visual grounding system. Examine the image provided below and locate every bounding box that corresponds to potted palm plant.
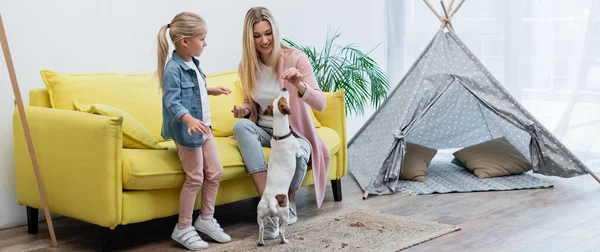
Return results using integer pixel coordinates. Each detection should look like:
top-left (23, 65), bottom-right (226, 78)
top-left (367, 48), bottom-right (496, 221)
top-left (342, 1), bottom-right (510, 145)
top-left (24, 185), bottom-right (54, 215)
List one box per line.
top-left (283, 29), bottom-right (390, 116)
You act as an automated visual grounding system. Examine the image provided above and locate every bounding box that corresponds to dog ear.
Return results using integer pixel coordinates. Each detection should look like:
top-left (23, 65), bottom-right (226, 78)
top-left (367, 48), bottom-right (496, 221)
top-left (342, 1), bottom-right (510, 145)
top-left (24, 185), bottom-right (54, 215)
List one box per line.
top-left (263, 104), bottom-right (273, 116)
top-left (278, 97), bottom-right (292, 115)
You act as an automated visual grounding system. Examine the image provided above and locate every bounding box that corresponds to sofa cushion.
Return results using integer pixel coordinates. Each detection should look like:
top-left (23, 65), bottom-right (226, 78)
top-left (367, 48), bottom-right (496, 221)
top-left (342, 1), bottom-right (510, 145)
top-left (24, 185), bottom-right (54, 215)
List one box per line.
top-left (74, 101), bottom-right (165, 150)
top-left (315, 126), bottom-right (341, 155)
top-left (122, 126), bottom-right (341, 190)
top-left (122, 137), bottom-right (246, 190)
top-left (40, 70), bottom-right (165, 141)
top-left (205, 72), bottom-right (244, 137)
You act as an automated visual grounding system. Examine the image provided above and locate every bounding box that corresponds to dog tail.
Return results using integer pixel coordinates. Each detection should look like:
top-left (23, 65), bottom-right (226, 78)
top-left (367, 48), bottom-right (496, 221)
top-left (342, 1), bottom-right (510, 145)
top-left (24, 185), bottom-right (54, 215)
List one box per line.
top-left (270, 194), bottom-right (288, 213)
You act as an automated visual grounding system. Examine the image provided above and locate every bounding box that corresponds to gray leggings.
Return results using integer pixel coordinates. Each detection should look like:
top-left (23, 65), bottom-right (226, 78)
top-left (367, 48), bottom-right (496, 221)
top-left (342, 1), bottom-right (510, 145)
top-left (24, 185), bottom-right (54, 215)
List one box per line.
top-left (233, 118), bottom-right (310, 191)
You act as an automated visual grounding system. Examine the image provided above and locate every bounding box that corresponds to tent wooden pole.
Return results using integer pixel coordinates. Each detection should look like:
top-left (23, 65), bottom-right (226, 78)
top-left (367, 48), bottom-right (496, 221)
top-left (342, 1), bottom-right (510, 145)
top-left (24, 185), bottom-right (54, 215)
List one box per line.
top-left (423, 0), bottom-right (452, 30)
top-left (449, 0), bottom-right (465, 19)
top-left (589, 171), bottom-right (600, 185)
top-left (441, 0), bottom-right (451, 19)
top-left (440, 0), bottom-right (455, 31)
top-left (0, 14), bottom-right (58, 248)
top-left (447, 0), bottom-right (456, 14)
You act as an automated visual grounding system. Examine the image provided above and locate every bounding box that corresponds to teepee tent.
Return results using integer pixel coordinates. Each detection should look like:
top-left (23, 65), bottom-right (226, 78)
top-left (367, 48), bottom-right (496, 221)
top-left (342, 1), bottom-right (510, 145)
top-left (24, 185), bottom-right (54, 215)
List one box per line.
top-left (348, 0), bottom-right (600, 197)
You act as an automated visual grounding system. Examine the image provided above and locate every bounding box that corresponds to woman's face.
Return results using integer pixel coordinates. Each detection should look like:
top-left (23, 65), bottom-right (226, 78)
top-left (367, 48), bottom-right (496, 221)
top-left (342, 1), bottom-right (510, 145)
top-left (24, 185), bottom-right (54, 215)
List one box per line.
top-left (253, 20), bottom-right (274, 58)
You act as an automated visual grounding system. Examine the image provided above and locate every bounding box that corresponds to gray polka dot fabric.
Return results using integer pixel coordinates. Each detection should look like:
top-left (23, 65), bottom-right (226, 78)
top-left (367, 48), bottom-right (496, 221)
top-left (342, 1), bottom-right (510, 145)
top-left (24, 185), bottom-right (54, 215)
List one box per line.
top-left (347, 29), bottom-right (591, 196)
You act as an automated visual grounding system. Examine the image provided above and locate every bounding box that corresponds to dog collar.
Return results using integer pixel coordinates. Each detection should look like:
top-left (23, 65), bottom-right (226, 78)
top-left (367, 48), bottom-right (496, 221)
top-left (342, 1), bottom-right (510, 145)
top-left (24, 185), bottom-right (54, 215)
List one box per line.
top-left (272, 130), bottom-right (294, 140)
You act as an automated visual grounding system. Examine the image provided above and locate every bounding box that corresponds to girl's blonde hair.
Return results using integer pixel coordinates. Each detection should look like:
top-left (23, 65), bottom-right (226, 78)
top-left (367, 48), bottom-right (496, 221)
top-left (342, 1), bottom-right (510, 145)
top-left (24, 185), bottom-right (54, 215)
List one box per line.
top-left (157, 12), bottom-right (207, 90)
top-left (239, 7), bottom-right (290, 100)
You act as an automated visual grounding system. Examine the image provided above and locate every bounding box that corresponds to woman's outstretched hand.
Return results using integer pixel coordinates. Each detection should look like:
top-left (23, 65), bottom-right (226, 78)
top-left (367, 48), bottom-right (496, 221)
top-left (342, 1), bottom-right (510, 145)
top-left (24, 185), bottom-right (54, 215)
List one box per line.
top-left (281, 67), bottom-right (307, 94)
top-left (231, 105), bottom-right (250, 118)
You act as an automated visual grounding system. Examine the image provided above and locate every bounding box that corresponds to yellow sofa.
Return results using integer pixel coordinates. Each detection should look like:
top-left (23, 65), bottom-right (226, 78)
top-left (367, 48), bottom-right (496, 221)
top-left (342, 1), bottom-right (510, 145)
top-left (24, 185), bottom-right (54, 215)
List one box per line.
top-left (12, 70), bottom-right (347, 249)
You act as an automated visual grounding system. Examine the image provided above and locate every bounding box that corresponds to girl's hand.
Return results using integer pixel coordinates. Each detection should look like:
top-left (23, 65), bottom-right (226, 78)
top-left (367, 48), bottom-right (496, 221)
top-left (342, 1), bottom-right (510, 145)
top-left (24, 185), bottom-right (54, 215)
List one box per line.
top-left (181, 114), bottom-right (208, 135)
top-left (281, 67), bottom-right (305, 87)
top-left (209, 86), bottom-right (232, 96)
top-left (231, 105), bottom-right (250, 118)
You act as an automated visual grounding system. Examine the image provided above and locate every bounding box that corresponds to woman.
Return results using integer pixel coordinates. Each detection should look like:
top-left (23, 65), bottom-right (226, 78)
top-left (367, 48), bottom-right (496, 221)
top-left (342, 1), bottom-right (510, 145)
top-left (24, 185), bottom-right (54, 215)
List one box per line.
top-left (231, 6), bottom-right (330, 239)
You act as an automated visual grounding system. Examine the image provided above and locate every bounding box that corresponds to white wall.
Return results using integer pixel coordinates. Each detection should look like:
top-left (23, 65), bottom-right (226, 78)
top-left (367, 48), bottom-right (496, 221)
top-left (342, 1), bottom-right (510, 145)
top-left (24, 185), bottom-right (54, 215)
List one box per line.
top-left (0, 0), bottom-right (385, 229)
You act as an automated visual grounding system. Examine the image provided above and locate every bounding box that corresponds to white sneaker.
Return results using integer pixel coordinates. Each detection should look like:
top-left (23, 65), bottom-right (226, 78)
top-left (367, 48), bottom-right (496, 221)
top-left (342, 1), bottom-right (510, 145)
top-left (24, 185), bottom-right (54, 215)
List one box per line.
top-left (289, 201), bottom-right (298, 225)
top-left (263, 216), bottom-right (279, 240)
top-left (194, 217), bottom-right (231, 243)
top-left (171, 224), bottom-right (208, 250)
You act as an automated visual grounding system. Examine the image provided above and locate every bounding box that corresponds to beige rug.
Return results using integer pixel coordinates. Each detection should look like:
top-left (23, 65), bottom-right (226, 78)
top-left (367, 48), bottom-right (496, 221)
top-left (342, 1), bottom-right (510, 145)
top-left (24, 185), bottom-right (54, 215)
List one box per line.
top-left (204, 208), bottom-right (460, 252)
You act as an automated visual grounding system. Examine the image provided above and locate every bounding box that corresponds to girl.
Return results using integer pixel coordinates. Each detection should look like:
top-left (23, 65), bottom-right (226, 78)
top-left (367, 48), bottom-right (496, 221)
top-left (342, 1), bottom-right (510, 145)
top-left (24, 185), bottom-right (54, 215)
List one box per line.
top-left (157, 12), bottom-right (232, 250)
top-left (231, 7), bottom-right (330, 240)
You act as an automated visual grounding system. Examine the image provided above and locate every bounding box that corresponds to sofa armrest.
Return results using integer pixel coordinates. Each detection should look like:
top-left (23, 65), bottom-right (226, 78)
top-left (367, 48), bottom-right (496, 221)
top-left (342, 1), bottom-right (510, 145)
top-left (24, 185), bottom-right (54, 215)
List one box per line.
top-left (29, 88), bottom-right (51, 107)
top-left (313, 89), bottom-right (347, 179)
top-left (13, 105), bottom-right (123, 229)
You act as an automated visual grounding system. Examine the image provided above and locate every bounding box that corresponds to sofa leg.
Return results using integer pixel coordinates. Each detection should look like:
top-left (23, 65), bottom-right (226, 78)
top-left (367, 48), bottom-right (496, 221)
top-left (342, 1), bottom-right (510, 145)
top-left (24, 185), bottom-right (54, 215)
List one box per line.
top-left (331, 179), bottom-right (342, 202)
top-left (102, 227), bottom-right (115, 252)
top-left (26, 206), bottom-right (38, 234)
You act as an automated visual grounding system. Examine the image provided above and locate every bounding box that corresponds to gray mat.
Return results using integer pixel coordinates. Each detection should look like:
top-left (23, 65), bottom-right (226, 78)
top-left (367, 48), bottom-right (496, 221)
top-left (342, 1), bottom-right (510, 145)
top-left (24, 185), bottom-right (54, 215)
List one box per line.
top-left (396, 152), bottom-right (554, 196)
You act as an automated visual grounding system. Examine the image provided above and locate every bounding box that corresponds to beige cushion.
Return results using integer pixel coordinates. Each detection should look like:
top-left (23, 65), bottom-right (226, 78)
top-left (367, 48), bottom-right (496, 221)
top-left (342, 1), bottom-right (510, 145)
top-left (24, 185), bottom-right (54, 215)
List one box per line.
top-left (453, 137), bottom-right (533, 179)
top-left (400, 142), bottom-right (438, 182)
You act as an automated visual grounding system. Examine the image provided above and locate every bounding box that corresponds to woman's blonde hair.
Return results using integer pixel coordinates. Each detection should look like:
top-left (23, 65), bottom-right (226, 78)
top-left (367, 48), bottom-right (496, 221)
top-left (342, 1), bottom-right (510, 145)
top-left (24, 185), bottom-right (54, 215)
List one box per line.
top-left (239, 7), bottom-right (290, 100)
top-left (157, 12), bottom-right (207, 90)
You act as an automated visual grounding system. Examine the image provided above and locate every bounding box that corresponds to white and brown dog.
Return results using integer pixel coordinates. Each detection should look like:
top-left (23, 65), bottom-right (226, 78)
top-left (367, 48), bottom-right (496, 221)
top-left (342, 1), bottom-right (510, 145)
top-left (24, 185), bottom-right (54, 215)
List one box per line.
top-left (256, 88), bottom-right (303, 246)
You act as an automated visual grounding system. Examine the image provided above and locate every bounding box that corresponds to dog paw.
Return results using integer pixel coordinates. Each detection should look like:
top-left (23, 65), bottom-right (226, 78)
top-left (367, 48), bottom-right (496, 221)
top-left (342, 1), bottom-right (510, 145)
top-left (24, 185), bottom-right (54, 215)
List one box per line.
top-left (257, 241), bottom-right (265, 246)
top-left (280, 238), bottom-right (289, 244)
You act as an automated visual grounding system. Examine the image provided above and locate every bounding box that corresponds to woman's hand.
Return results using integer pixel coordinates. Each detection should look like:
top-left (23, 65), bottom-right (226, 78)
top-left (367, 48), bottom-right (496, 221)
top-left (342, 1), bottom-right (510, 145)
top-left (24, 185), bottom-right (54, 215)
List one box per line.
top-left (208, 86), bottom-right (232, 96)
top-left (281, 67), bottom-right (307, 94)
top-left (231, 105), bottom-right (250, 118)
top-left (181, 114), bottom-right (208, 135)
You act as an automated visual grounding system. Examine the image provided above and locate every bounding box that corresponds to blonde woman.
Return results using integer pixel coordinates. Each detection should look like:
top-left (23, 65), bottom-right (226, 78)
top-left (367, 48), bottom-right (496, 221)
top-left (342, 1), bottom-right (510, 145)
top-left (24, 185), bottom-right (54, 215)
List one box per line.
top-left (157, 12), bottom-right (232, 250)
top-left (232, 6), bottom-right (331, 240)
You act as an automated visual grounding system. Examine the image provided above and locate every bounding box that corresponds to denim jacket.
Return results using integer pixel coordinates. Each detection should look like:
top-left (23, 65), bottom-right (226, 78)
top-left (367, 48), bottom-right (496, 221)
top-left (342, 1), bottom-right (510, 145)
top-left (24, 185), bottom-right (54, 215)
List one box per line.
top-left (161, 51), bottom-right (207, 148)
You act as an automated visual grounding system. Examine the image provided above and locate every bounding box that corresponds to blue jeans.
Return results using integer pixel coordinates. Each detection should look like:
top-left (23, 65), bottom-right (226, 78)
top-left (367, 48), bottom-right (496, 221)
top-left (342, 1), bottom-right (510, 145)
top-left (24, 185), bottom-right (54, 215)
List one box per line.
top-left (233, 119), bottom-right (310, 191)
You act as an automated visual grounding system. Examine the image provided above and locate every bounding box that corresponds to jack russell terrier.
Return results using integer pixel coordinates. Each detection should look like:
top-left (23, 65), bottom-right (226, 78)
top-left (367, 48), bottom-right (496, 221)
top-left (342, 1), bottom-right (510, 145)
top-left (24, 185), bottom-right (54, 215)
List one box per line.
top-left (256, 88), bottom-right (303, 246)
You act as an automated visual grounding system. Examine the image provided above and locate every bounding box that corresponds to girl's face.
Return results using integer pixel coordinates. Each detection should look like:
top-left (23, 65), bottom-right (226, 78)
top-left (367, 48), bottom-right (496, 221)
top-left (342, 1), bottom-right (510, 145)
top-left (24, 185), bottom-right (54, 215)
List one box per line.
top-left (253, 20), bottom-right (273, 58)
top-left (183, 32), bottom-right (207, 57)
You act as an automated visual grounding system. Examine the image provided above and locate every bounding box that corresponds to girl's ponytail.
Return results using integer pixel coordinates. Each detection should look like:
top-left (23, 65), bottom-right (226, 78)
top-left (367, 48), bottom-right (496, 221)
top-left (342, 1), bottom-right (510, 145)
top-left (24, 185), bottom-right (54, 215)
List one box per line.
top-left (157, 24), bottom-right (169, 91)
top-left (156, 12), bottom-right (206, 91)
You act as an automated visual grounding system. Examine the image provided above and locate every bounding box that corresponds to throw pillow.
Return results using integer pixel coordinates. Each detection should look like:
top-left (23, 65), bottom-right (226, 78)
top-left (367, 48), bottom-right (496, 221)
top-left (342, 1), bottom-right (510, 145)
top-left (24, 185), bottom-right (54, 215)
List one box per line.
top-left (400, 142), bottom-right (438, 182)
top-left (40, 70), bottom-right (164, 141)
top-left (452, 137), bottom-right (532, 178)
top-left (74, 101), bottom-right (166, 150)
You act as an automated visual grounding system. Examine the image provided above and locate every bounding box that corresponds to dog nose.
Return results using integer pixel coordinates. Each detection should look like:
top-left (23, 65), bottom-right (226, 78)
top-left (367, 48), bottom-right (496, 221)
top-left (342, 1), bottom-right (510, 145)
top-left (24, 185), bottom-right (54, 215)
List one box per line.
top-left (282, 88), bottom-right (287, 92)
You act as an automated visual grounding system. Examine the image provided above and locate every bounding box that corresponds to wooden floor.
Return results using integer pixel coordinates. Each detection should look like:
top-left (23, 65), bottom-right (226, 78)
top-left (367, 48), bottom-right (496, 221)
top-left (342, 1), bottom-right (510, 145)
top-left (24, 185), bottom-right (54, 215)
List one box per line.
top-left (2, 170), bottom-right (600, 252)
